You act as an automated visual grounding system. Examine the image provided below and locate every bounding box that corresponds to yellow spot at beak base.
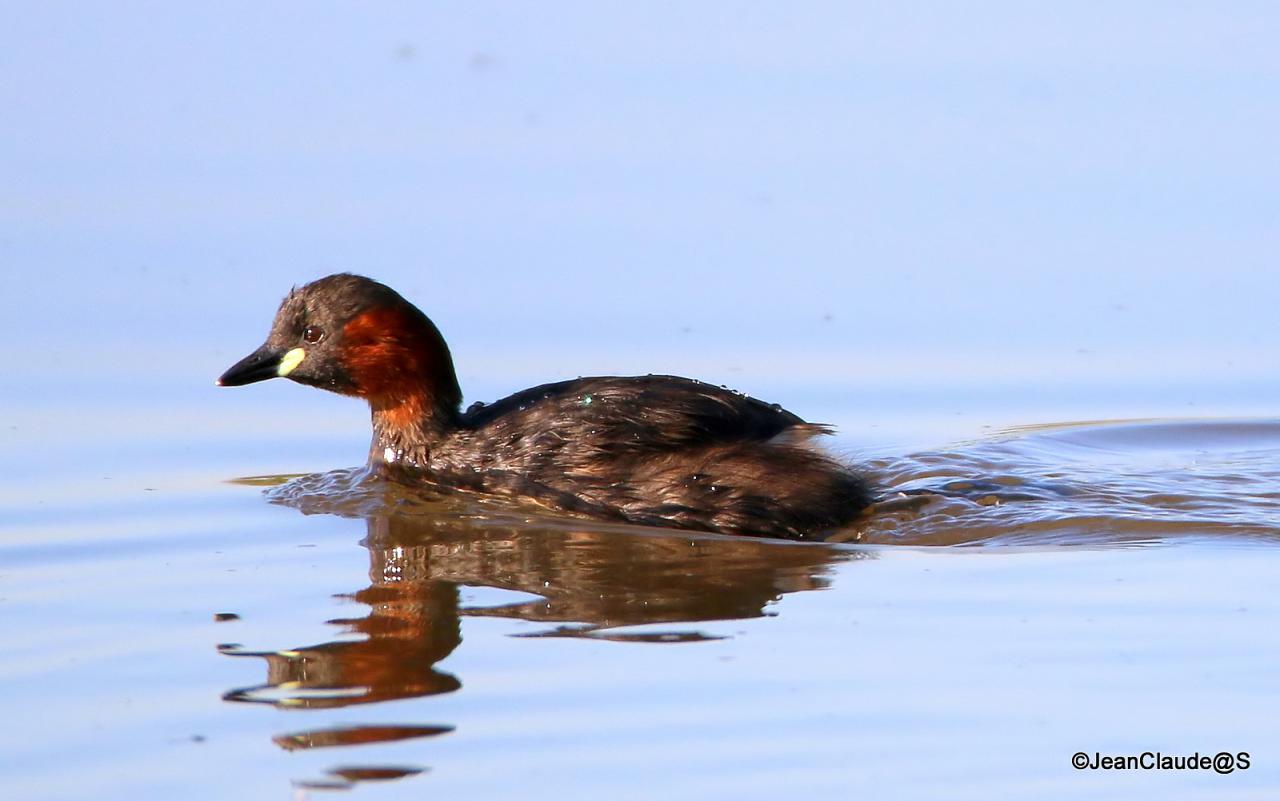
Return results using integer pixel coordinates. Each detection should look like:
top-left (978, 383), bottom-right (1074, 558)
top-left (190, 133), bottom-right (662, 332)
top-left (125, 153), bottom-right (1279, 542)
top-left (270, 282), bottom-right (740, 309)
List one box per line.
top-left (278, 347), bottom-right (306, 377)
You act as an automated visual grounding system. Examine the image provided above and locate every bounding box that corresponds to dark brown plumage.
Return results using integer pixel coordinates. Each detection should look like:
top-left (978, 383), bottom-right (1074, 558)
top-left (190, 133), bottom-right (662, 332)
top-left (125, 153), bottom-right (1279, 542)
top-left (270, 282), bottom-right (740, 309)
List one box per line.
top-left (218, 273), bottom-right (873, 539)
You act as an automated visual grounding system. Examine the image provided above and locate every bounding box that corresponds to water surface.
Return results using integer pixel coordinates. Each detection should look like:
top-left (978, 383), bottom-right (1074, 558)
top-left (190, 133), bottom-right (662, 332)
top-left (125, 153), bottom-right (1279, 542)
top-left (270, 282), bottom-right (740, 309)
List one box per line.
top-left (7, 412), bottom-right (1279, 799)
top-left (4, 3), bottom-right (1280, 799)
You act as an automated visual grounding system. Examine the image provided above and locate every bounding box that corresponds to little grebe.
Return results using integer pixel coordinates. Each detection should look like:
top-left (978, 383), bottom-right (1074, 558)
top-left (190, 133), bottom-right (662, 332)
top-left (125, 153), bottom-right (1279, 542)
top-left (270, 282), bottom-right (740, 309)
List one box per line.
top-left (218, 274), bottom-right (872, 538)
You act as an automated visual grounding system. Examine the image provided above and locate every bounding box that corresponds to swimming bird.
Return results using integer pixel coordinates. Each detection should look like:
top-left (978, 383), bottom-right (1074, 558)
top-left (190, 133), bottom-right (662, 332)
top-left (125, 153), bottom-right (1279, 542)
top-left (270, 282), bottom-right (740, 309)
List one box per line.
top-left (218, 274), bottom-right (872, 538)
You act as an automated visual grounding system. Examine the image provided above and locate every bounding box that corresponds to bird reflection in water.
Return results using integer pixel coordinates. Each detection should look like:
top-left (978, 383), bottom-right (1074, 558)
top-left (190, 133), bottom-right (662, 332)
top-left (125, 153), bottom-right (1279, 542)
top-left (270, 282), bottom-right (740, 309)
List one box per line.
top-left (221, 497), bottom-right (864, 790)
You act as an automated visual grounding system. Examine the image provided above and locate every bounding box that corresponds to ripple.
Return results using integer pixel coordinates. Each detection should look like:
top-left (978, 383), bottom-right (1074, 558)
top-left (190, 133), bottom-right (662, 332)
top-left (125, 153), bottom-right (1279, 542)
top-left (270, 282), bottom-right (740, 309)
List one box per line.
top-left (273, 724), bottom-right (453, 751)
top-left (250, 418), bottom-right (1280, 548)
top-left (860, 418), bottom-right (1280, 545)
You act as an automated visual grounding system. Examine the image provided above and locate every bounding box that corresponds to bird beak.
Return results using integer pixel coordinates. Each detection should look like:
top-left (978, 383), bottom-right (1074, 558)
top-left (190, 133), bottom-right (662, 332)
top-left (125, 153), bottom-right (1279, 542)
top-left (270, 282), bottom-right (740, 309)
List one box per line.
top-left (217, 343), bottom-right (287, 387)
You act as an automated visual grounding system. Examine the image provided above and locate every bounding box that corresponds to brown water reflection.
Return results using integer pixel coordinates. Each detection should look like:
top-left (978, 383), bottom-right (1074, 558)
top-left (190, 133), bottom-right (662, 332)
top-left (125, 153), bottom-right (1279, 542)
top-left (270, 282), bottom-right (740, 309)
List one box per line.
top-left (221, 510), bottom-right (856, 788)
top-left (220, 418), bottom-right (1280, 789)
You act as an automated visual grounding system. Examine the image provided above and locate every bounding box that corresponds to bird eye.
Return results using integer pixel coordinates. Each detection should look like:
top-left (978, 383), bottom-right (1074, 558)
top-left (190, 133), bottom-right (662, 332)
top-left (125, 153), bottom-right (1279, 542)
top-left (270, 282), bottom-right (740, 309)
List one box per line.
top-left (303, 325), bottom-right (325, 344)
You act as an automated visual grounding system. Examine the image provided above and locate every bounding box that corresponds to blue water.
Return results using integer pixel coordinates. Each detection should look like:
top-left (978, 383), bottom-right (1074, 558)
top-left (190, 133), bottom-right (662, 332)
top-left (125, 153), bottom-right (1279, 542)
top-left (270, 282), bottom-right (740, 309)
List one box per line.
top-left (3, 4), bottom-right (1279, 799)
